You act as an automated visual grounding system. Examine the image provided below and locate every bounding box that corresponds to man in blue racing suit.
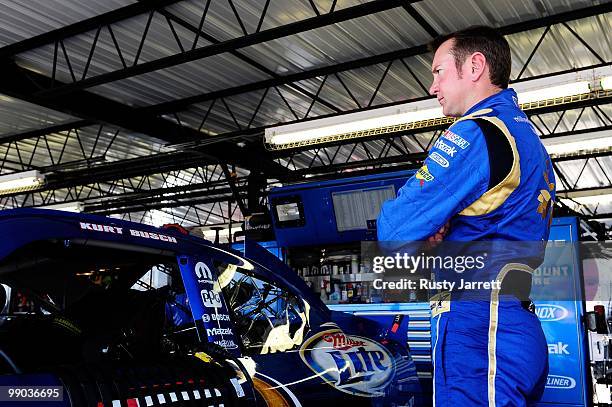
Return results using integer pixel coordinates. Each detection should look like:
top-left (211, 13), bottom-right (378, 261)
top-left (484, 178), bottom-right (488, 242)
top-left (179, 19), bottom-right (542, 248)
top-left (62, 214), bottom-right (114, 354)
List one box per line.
top-left (377, 26), bottom-right (555, 406)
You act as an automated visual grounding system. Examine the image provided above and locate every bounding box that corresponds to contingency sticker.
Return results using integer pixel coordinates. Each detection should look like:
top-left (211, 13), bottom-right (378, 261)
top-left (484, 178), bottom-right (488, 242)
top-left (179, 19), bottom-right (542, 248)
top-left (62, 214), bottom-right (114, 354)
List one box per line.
top-left (299, 329), bottom-right (395, 397)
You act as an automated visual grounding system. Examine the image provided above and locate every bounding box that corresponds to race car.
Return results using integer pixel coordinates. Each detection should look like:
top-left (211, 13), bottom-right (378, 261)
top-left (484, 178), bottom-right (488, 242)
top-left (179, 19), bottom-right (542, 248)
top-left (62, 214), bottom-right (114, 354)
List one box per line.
top-left (0, 209), bottom-right (421, 406)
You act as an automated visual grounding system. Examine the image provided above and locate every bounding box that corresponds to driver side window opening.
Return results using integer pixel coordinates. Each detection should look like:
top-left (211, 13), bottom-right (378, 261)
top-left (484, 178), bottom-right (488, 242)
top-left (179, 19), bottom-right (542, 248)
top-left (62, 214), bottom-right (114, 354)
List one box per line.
top-left (219, 265), bottom-right (310, 356)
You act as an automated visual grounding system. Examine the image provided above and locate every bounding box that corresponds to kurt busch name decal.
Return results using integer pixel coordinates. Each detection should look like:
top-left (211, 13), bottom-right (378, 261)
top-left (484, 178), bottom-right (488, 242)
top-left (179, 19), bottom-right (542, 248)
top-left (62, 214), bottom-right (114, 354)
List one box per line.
top-left (79, 222), bottom-right (177, 243)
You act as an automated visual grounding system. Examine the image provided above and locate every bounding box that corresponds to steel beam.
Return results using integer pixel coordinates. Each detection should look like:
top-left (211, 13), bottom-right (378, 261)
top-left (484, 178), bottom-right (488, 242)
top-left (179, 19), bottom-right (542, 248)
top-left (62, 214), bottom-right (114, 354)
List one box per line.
top-left (35, 0), bottom-right (408, 96)
top-left (144, 3), bottom-right (612, 115)
top-left (0, 0), bottom-right (184, 58)
top-left (0, 61), bottom-right (289, 177)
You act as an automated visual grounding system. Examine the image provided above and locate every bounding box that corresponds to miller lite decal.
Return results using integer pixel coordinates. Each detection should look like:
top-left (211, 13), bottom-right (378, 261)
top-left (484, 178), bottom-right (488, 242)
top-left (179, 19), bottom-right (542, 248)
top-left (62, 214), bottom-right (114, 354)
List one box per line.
top-left (299, 329), bottom-right (395, 397)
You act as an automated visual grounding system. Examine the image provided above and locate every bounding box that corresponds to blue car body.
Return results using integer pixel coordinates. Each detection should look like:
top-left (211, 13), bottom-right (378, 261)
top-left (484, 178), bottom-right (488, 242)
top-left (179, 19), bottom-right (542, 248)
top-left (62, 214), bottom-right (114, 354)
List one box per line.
top-left (0, 209), bottom-right (421, 406)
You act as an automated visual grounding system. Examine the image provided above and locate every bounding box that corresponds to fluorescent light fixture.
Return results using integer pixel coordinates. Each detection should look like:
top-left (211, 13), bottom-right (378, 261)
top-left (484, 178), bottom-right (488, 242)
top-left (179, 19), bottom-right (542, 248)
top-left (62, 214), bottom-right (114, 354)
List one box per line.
top-left (543, 129), bottom-right (612, 156)
top-left (40, 201), bottom-right (84, 213)
top-left (516, 81), bottom-right (590, 104)
top-left (265, 66), bottom-right (611, 150)
top-left (0, 170), bottom-right (45, 195)
top-left (267, 105), bottom-right (443, 146)
top-left (545, 138), bottom-right (612, 156)
top-left (561, 194), bottom-right (612, 209)
top-left (265, 98), bottom-right (445, 148)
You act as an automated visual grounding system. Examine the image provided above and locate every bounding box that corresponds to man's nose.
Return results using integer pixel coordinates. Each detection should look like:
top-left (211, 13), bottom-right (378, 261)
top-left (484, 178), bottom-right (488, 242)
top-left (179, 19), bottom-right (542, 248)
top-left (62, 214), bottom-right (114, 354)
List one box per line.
top-left (429, 80), bottom-right (438, 96)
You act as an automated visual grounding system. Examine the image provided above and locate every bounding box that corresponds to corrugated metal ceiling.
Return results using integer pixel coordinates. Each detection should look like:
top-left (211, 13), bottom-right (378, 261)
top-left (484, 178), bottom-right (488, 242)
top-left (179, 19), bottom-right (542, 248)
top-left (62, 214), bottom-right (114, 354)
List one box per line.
top-left (0, 0), bottom-right (609, 227)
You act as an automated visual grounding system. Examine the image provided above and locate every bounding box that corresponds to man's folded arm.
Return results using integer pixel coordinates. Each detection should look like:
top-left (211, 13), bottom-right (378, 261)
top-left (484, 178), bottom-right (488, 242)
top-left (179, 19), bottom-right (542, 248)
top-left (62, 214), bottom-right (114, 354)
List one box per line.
top-left (376, 120), bottom-right (490, 242)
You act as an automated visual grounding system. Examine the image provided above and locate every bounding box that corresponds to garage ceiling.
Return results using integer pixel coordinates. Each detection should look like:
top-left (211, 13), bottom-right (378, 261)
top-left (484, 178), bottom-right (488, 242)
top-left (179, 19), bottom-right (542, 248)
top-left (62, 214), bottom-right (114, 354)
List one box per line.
top-left (0, 0), bottom-right (610, 233)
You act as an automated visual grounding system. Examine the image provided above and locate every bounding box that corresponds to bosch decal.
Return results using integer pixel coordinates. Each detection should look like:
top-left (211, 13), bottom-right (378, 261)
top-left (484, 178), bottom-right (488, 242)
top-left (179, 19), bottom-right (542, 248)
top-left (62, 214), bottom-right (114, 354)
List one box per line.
top-left (535, 304), bottom-right (569, 322)
top-left (300, 329), bottom-right (395, 397)
top-left (442, 130), bottom-right (470, 149)
top-left (433, 139), bottom-right (457, 157)
top-left (545, 375), bottom-right (576, 390)
top-left (429, 152), bottom-right (449, 168)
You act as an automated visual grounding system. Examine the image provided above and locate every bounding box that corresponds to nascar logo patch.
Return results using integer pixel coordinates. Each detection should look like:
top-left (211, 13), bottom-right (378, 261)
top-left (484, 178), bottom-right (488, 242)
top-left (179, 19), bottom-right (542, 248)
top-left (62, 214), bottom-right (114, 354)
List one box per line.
top-left (442, 130), bottom-right (470, 149)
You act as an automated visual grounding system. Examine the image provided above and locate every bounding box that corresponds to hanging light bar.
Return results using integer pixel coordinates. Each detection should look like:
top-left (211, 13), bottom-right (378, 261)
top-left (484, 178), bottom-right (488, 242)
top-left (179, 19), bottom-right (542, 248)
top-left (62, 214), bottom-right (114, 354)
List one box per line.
top-left (0, 170), bottom-right (45, 195)
top-left (265, 67), bottom-right (611, 150)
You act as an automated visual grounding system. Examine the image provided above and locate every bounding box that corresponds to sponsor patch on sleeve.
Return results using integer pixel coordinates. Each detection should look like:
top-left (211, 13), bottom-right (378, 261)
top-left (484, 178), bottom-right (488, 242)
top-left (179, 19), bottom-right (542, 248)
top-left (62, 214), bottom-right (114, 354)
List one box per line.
top-left (433, 138), bottom-right (457, 157)
top-left (416, 165), bottom-right (434, 187)
top-left (430, 151), bottom-right (449, 168)
top-left (442, 129), bottom-right (470, 149)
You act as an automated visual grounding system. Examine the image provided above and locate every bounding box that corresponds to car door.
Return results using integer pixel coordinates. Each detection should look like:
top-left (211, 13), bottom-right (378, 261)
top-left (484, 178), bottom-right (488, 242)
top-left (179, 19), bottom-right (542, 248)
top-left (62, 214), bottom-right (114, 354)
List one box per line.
top-left (219, 265), bottom-right (410, 407)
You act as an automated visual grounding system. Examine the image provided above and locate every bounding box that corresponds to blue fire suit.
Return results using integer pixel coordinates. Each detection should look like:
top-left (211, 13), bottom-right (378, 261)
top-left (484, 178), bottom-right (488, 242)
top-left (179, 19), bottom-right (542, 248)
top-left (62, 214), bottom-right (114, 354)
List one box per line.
top-left (377, 89), bottom-right (555, 406)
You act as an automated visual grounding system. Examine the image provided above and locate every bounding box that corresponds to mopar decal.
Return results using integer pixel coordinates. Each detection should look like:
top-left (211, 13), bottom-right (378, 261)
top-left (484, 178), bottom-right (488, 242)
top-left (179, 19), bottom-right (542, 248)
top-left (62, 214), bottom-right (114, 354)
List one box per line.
top-left (195, 261), bottom-right (214, 283)
top-left (546, 375), bottom-right (576, 390)
top-left (535, 304), bottom-right (569, 322)
top-left (300, 329), bottom-right (395, 397)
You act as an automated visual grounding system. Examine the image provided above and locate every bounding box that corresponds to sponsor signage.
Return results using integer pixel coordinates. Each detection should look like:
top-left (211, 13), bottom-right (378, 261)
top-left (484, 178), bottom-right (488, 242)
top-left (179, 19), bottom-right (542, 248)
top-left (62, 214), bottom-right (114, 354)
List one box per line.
top-left (416, 166), bottom-right (434, 187)
top-left (536, 304), bottom-right (569, 322)
top-left (548, 341), bottom-right (570, 355)
top-left (429, 152), bottom-right (449, 168)
top-left (531, 219), bottom-right (588, 406)
top-left (300, 329), bottom-right (395, 397)
top-left (433, 139), bottom-right (457, 157)
top-left (442, 130), bottom-right (470, 149)
top-left (177, 256), bottom-right (240, 356)
top-left (546, 375), bottom-right (577, 390)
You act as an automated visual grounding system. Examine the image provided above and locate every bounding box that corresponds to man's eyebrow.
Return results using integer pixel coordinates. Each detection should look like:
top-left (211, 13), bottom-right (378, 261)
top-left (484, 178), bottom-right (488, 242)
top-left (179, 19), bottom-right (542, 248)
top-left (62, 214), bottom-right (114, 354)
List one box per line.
top-left (431, 64), bottom-right (441, 73)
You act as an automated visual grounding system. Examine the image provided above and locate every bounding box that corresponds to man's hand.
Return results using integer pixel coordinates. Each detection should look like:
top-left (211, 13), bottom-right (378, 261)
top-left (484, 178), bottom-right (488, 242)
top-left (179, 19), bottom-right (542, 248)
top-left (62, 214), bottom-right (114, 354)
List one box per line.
top-left (426, 222), bottom-right (450, 249)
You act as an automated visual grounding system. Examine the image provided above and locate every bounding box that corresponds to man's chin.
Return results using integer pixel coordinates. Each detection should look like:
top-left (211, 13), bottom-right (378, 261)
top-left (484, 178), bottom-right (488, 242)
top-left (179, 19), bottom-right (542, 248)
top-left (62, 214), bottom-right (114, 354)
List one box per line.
top-left (442, 107), bottom-right (461, 117)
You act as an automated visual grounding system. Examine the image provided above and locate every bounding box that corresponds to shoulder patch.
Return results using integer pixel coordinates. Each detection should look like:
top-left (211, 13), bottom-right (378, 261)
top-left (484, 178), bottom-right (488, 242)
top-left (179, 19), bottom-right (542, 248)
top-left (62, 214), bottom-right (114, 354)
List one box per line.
top-left (441, 129), bottom-right (470, 149)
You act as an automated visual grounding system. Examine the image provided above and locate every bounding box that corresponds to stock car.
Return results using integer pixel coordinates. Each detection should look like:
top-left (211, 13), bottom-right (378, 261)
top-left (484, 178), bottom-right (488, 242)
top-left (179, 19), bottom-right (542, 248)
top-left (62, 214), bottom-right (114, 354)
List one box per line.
top-left (0, 209), bottom-right (421, 406)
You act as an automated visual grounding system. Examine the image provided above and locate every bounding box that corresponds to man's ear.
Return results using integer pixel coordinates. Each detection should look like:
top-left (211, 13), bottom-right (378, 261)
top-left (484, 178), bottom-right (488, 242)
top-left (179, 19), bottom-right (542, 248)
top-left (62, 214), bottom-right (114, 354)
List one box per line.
top-left (470, 52), bottom-right (487, 82)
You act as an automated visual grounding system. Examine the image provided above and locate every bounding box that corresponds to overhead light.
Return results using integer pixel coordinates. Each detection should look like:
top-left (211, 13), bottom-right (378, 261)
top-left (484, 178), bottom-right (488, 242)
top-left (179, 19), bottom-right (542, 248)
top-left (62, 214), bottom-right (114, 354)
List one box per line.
top-left (0, 170), bottom-right (45, 195)
top-left (543, 129), bottom-right (612, 157)
top-left (516, 81), bottom-right (590, 104)
top-left (560, 194), bottom-right (612, 210)
top-left (40, 201), bottom-right (84, 213)
top-left (265, 66), bottom-right (611, 150)
top-left (265, 98), bottom-right (446, 149)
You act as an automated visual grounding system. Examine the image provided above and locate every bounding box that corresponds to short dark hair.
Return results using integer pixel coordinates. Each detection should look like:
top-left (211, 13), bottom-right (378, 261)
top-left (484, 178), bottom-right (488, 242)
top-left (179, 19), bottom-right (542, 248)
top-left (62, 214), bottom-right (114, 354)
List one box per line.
top-left (429, 26), bottom-right (511, 89)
